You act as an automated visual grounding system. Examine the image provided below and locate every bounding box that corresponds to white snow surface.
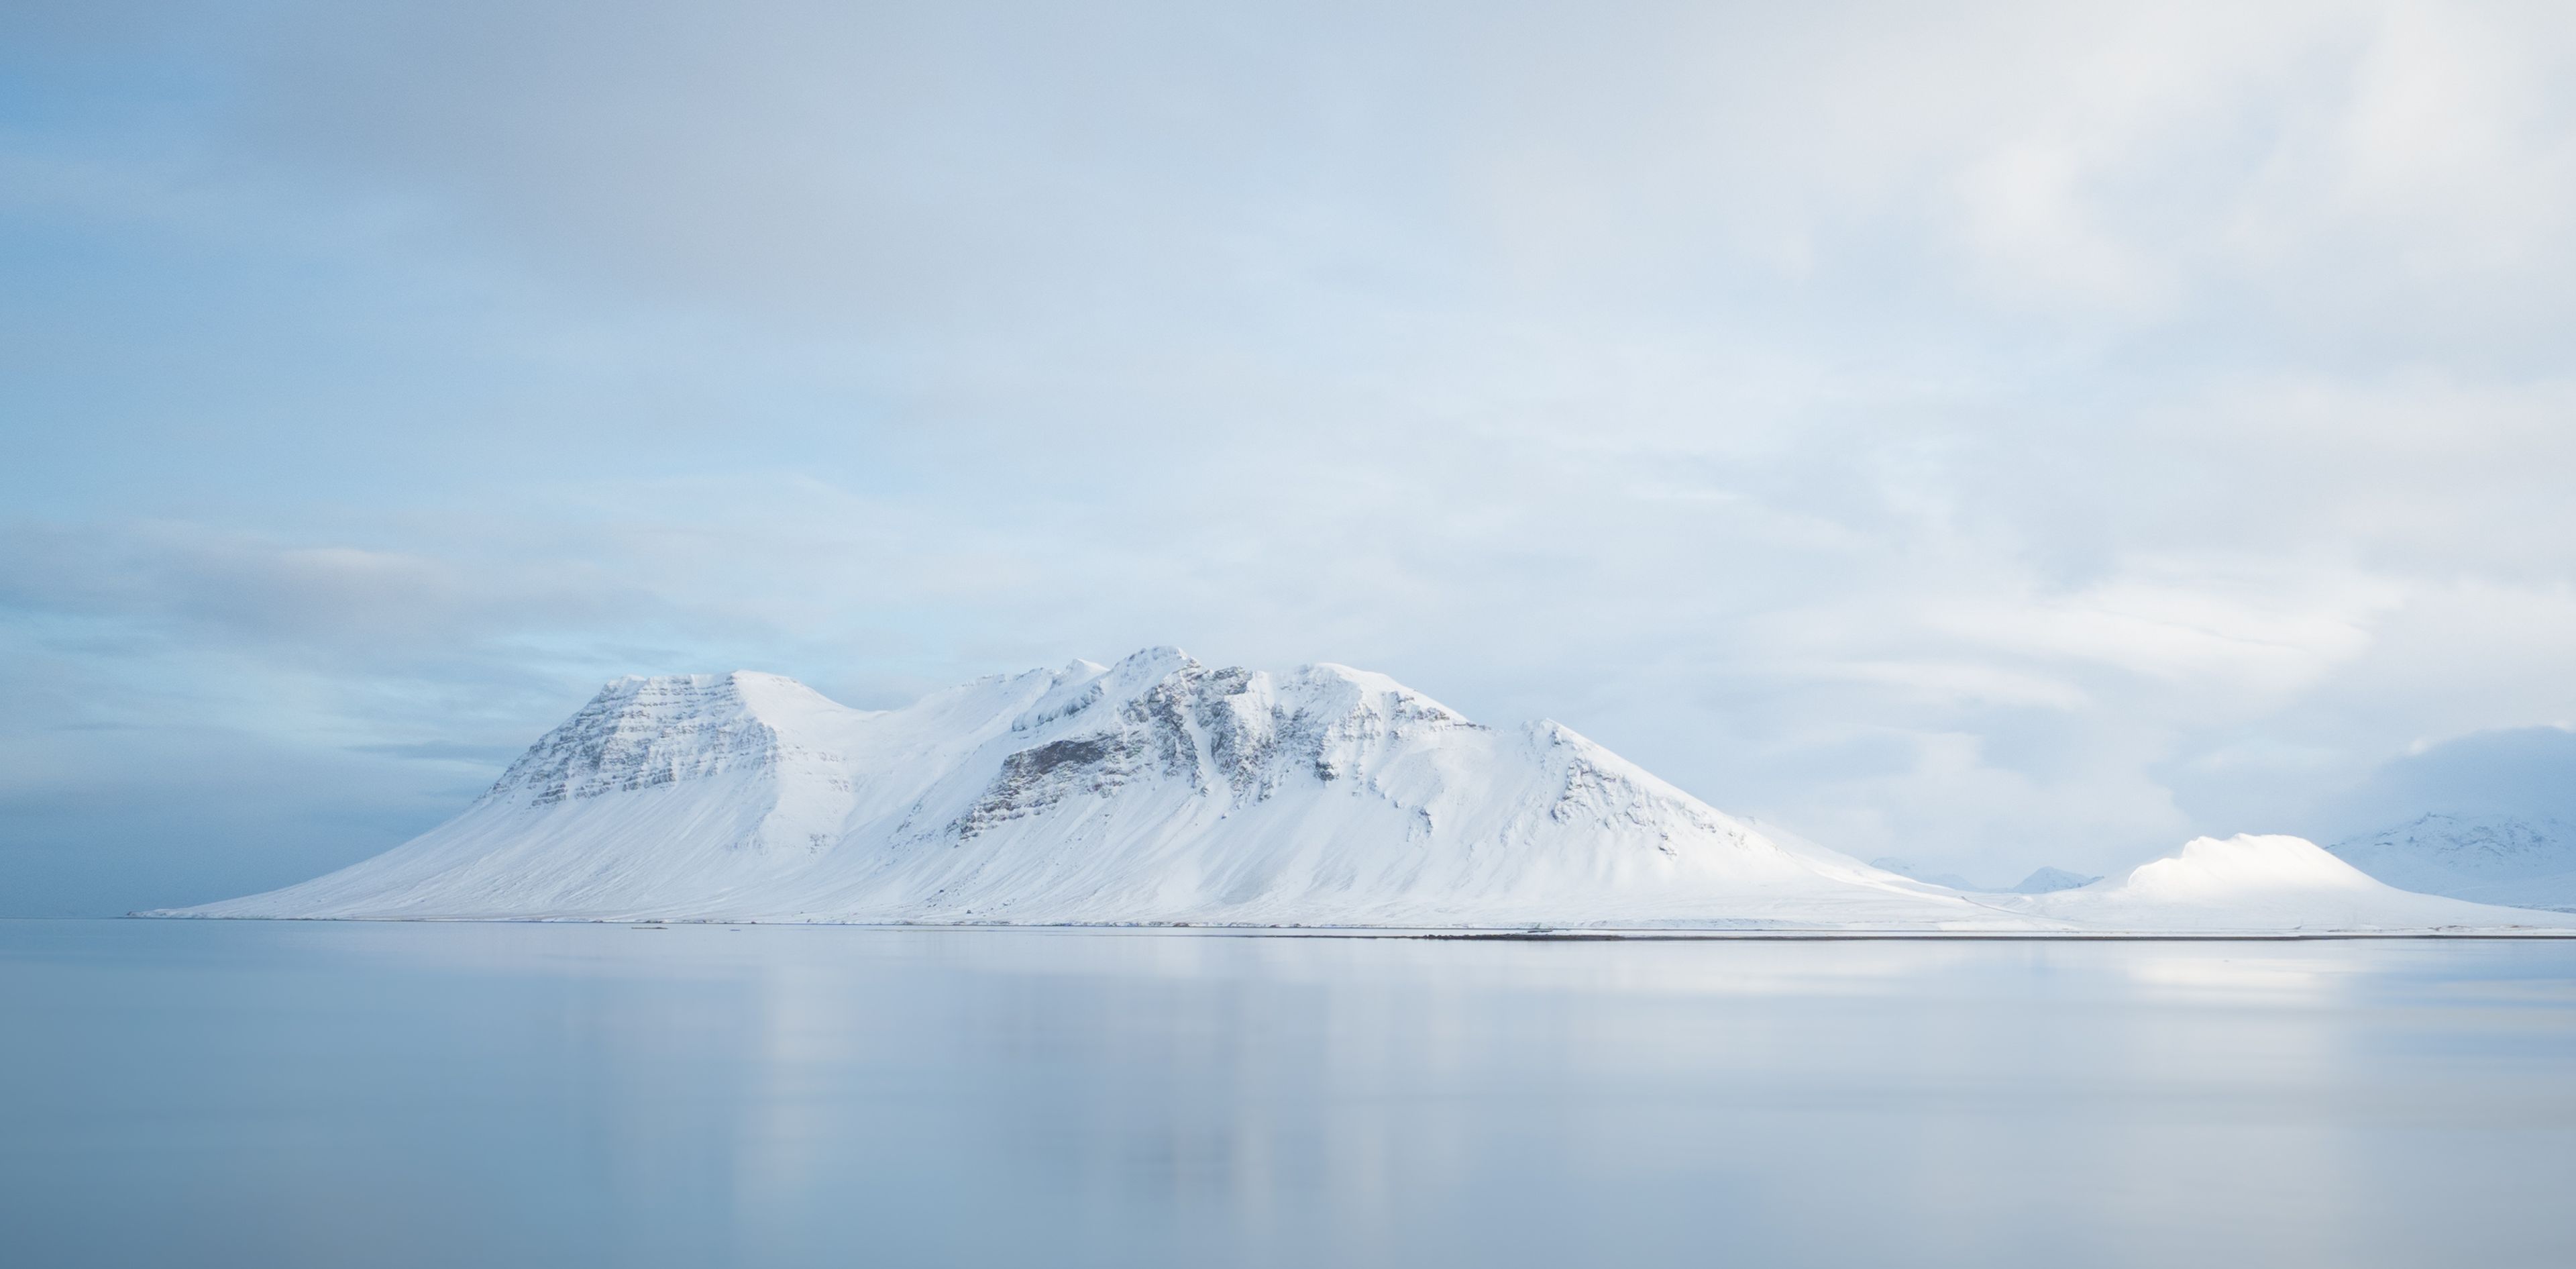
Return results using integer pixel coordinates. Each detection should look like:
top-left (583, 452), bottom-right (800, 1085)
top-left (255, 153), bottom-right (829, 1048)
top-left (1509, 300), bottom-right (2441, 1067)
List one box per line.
top-left (2330, 814), bottom-right (2576, 913)
top-left (154, 651), bottom-right (2576, 933)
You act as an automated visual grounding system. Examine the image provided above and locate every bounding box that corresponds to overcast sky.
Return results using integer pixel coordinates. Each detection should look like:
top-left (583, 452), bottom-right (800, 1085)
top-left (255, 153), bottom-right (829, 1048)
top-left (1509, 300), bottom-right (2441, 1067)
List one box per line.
top-left (7, 0), bottom-right (2576, 913)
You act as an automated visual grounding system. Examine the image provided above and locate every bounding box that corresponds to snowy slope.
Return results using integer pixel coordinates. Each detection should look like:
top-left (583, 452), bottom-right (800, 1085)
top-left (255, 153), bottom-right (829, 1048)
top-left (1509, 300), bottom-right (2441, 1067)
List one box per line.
top-left (2001, 834), bottom-right (2576, 932)
top-left (1870, 858), bottom-right (1985, 891)
top-left (162, 649), bottom-right (2014, 929)
top-left (2329, 814), bottom-right (2576, 913)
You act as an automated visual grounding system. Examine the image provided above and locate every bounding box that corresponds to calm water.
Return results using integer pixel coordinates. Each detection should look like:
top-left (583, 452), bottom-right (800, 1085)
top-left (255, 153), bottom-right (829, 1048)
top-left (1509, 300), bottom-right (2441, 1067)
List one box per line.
top-left (3, 921), bottom-right (2573, 1268)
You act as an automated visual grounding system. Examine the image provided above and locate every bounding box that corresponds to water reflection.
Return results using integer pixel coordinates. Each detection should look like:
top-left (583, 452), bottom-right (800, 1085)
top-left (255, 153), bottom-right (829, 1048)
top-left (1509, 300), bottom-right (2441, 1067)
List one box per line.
top-left (3, 921), bottom-right (2572, 1268)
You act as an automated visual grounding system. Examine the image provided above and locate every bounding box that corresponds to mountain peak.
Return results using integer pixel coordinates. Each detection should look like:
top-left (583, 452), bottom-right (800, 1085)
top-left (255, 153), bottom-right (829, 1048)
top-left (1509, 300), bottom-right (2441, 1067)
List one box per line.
top-left (1113, 645), bottom-right (1195, 672)
top-left (484, 669), bottom-right (855, 809)
top-left (2011, 866), bottom-right (2101, 894)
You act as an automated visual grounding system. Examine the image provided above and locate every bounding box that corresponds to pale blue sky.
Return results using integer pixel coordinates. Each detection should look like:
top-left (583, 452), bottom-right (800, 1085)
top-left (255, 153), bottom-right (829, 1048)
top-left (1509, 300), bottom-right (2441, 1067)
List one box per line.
top-left (7, 1), bottom-right (2576, 913)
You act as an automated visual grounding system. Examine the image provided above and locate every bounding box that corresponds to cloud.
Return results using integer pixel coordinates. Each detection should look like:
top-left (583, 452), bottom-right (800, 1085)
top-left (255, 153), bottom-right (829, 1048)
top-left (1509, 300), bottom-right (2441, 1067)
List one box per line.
top-left (345, 740), bottom-right (525, 764)
top-left (0, 520), bottom-right (619, 659)
top-left (2310, 725), bottom-right (2576, 839)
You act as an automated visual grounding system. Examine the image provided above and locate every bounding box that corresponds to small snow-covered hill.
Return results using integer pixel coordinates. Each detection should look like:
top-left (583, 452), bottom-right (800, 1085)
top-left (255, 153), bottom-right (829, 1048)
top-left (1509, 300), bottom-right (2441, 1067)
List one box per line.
top-left (160, 649), bottom-right (2007, 929)
top-left (2004, 834), bottom-right (2575, 932)
top-left (2329, 814), bottom-right (2576, 913)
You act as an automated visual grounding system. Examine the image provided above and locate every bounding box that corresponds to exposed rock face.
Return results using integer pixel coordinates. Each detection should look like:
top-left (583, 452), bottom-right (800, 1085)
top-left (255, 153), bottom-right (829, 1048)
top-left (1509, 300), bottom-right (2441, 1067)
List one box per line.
top-left (953, 735), bottom-right (1140, 839)
top-left (953, 656), bottom-right (1485, 839)
top-left (488, 674), bottom-right (802, 807)
top-left (472, 672), bottom-right (859, 856)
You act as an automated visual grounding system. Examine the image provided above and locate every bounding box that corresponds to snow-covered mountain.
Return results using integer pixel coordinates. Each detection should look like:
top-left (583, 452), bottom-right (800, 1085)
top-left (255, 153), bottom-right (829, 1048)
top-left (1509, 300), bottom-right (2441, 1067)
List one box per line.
top-left (149, 650), bottom-right (2576, 933)
top-left (2328, 814), bottom-right (2576, 913)
top-left (2002, 833), bottom-right (2570, 932)
top-left (2010, 866), bottom-right (2101, 895)
top-left (160, 649), bottom-right (2012, 929)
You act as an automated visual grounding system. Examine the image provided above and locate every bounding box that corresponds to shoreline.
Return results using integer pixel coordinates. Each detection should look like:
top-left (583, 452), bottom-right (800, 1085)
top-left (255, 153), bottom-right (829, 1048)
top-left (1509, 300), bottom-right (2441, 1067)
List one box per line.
top-left (105, 913), bottom-right (2576, 940)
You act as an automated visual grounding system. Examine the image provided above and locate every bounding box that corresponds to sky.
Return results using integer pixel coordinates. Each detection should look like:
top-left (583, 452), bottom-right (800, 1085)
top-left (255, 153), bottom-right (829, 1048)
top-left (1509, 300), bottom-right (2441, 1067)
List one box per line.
top-left (6, 0), bottom-right (2576, 914)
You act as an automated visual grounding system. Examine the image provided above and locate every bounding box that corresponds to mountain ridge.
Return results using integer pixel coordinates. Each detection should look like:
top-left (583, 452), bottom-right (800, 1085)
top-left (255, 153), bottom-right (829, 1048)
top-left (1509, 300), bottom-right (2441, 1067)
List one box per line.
top-left (2330, 813), bottom-right (2576, 912)
top-left (152, 650), bottom-right (2576, 933)
top-left (165, 649), bottom-right (2004, 928)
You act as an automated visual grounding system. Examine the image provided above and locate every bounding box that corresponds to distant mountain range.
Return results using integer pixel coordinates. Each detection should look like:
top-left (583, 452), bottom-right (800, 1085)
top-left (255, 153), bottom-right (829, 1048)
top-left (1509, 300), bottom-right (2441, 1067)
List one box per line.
top-left (2010, 866), bottom-right (2104, 895)
top-left (2330, 813), bottom-right (2576, 912)
top-left (150, 650), bottom-right (2575, 933)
